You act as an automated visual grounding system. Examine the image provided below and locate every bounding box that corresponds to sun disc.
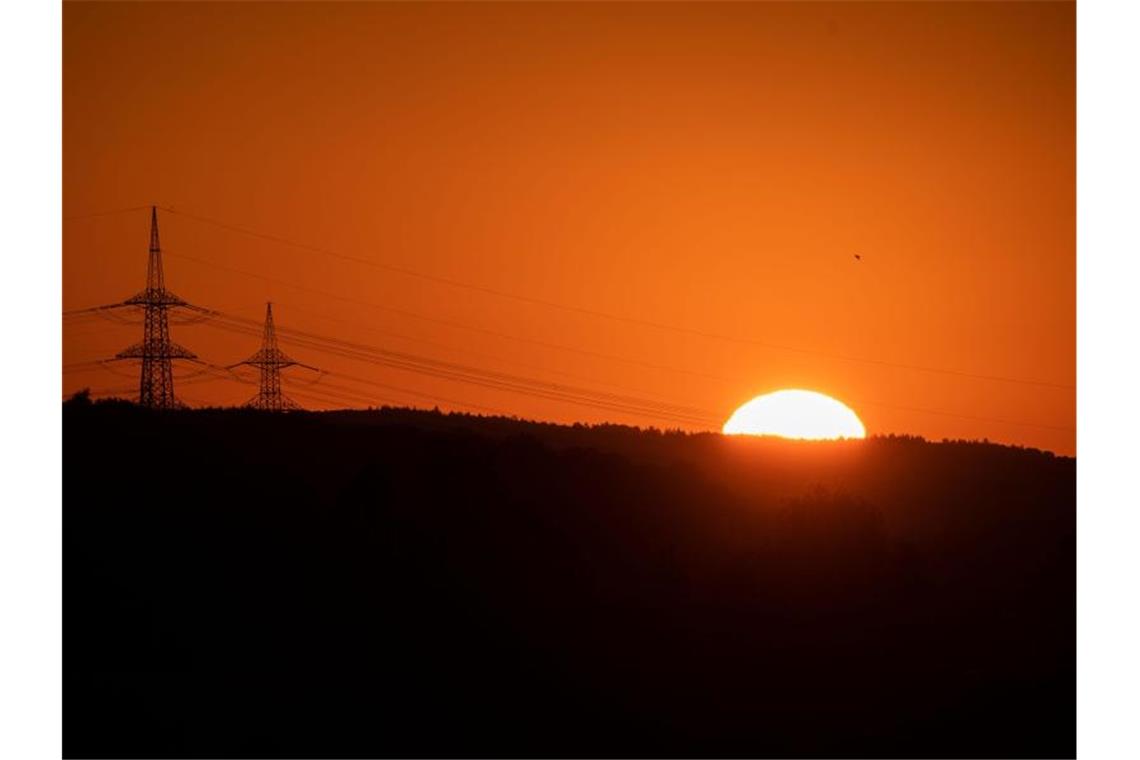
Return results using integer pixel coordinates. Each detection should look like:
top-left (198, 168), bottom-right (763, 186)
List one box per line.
top-left (723, 389), bottom-right (865, 440)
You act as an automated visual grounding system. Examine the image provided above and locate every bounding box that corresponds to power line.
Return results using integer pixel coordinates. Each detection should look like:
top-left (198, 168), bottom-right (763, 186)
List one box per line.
top-left (212, 310), bottom-right (716, 419)
top-left (201, 309), bottom-right (1075, 433)
top-left (161, 247), bottom-right (731, 385)
top-left (159, 245), bottom-right (1081, 427)
top-left (62, 207), bottom-right (1076, 435)
top-left (283, 374), bottom-right (508, 416)
top-left (63, 287), bottom-right (1076, 432)
top-left (273, 299), bottom-right (708, 401)
top-left (159, 205), bottom-right (1074, 391)
top-left (198, 312), bottom-right (722, 427)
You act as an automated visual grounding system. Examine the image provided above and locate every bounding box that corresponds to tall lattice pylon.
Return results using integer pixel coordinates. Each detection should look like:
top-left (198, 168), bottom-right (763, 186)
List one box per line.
top-left (114, 206), bottom-right (198, 408)
top-left (230, 303), bottom-right (316, 411)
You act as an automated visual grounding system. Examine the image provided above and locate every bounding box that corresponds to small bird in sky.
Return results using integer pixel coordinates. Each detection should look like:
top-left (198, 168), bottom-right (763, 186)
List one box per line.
top-left (854, 254), bottom-right (862, 262)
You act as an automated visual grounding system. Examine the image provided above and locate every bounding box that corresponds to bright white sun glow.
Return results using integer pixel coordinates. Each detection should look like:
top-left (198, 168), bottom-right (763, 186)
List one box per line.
top-left (723, 389), bottom-right (866, 440)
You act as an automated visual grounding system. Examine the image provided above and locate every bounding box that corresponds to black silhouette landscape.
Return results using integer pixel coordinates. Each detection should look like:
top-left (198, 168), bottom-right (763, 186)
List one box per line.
top-left (65, 395), bottom-right (1074, 758)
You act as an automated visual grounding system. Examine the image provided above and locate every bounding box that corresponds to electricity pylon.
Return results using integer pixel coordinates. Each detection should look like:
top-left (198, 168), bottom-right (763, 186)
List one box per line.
top-left (113, 206), bottom-right (199, 408)
top-left (230, 302), bottom-right (316, 411)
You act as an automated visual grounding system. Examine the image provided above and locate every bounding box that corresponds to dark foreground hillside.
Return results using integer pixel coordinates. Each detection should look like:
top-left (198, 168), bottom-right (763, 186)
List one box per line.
top-left (64, 399), bottom-right (1075, 758)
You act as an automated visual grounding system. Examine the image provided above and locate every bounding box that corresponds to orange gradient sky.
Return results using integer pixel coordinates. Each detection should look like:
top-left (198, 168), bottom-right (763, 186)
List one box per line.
top-left (63, 1), bottom-right (1075, 454)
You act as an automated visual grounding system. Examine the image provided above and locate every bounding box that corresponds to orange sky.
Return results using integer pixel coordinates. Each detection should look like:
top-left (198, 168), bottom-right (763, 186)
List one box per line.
top-left (63, 1), bottom-right (1075, 455)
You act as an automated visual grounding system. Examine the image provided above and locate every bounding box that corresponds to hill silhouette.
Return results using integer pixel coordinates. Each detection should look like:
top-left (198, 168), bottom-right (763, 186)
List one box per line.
top-left (65, 397), bottom-right (1074, 758)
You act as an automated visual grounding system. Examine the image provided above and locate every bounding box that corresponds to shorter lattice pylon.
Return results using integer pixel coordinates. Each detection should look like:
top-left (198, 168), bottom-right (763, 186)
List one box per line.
top-left (229, 303), bottom-right (316, 411)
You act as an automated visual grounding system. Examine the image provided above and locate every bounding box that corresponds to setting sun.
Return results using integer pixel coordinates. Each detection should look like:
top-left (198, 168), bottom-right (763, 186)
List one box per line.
top-left (723, 390), bottom-right (866, 440)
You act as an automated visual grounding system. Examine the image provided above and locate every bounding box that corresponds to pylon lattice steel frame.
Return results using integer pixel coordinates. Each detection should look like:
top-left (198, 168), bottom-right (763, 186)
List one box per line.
top-left (114, 206), bottom-right (198, 408)
top-left (230, 303), bottom-right (316, 411)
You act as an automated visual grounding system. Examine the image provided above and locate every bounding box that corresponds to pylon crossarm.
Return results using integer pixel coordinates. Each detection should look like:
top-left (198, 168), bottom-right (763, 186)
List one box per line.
top-left (122, 289), bottom-right (189, 308)
top-left (231, 359), bottom-right (296, 370)
top-left (234, 348), bottom-right (302, 367)
top-left (114, 341), bottom-right (198, 360)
